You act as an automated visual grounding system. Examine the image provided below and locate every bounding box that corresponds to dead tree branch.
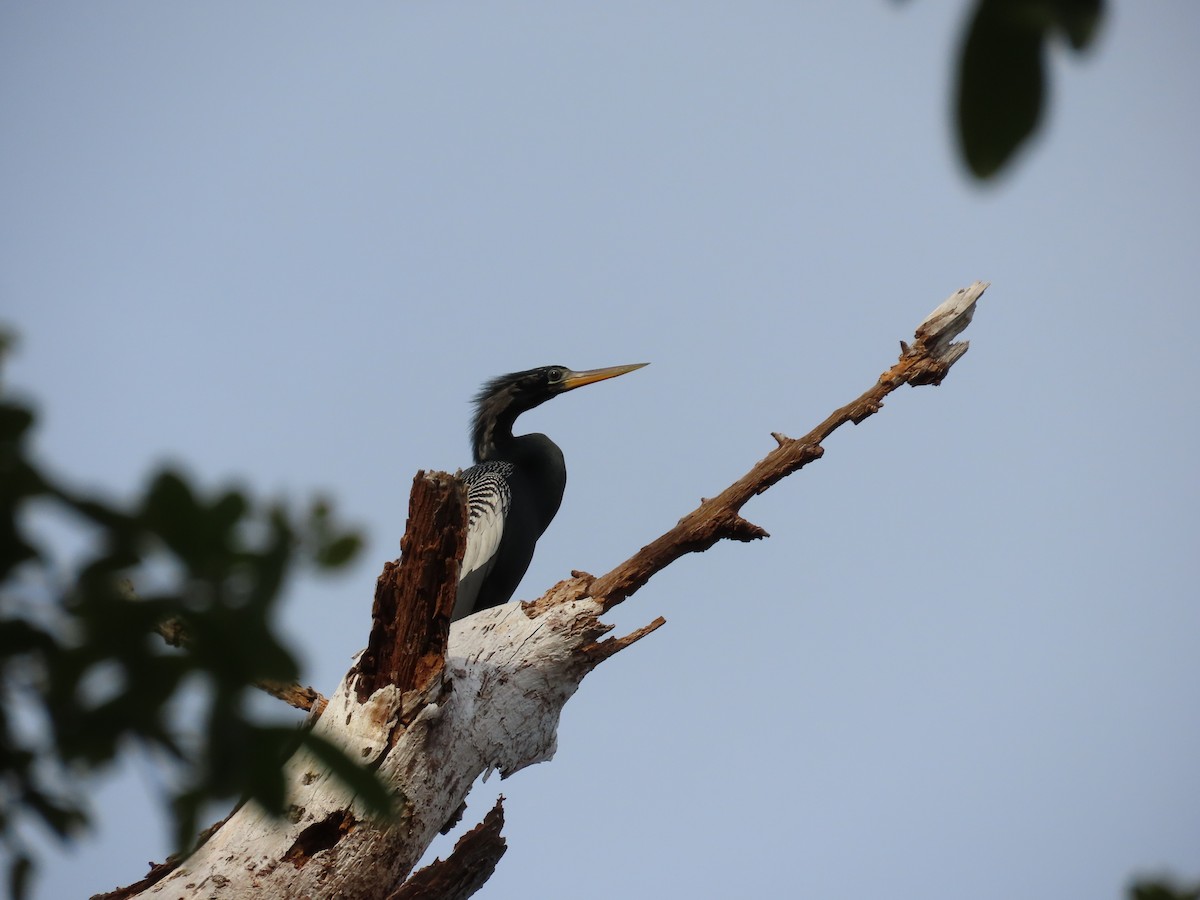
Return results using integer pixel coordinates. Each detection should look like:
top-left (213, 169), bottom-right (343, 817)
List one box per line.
top-left (112, 282), bottom-right (987, 899)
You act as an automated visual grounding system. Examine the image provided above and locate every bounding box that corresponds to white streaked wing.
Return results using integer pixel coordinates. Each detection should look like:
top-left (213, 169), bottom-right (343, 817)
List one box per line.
top-left (454, 462), bottom-right (513, 620)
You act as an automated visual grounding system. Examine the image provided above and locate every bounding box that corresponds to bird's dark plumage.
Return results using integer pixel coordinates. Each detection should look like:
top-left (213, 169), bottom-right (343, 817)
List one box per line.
top-left (452, 363), bottom-right (647, 621)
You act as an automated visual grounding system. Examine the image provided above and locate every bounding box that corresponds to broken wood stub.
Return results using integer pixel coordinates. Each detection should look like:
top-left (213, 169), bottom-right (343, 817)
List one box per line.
top-left (388, 798), bottom-right (508, 900)
top-left (354, 470), bottom-right (466, 704)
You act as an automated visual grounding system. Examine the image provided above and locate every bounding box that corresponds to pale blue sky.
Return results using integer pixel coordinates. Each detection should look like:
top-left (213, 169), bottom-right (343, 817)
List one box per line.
top-left (2, 3), bottom-right (1198, 898)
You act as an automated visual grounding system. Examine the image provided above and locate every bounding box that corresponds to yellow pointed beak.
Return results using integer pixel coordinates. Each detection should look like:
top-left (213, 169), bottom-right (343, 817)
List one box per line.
top-left (561, 362), bottom-right (649, 391)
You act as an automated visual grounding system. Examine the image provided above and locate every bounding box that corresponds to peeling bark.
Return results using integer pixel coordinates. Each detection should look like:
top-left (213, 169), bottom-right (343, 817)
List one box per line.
top-left (354, 471), bottom-right (466, 705)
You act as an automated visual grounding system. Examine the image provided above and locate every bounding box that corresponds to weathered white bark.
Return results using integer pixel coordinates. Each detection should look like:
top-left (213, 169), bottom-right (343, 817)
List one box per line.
top-left (139, 596), bottom-right (618, 899)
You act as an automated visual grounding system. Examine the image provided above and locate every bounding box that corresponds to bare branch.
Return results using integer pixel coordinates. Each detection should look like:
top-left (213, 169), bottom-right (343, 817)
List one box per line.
top-left (580, 616), bottom-right (667, 666)
top-left (584, 281), bottom-right (989, 612)
top-left (256, 680), bottom-right (328, 716)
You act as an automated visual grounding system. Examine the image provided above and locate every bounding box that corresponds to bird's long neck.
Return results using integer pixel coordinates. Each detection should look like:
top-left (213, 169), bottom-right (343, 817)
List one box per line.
top-left (472, 384), bottom-right (524, 463)
top-left (473, 410), bottom-right (517, 463)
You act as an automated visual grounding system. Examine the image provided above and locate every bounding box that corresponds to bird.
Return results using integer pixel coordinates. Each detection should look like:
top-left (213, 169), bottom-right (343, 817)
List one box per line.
top-left (452, 362), bottom-right (648, 622)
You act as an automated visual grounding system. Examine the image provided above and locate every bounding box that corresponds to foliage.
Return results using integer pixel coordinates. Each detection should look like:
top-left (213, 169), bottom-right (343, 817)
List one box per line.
top-left (1131, 878), bottom-right (1200, 900)
top-left (0, 333), bottom-right (389, 898)
top-left (953, 0), bottom-right (1105, 178)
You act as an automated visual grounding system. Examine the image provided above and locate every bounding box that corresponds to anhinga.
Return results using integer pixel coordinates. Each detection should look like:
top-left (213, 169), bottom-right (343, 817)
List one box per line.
top-left (452, 362), bottom-right (648, 622)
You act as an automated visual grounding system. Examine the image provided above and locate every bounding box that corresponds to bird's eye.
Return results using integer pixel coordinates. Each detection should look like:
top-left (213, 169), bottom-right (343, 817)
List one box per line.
top-left (547, 367), bottom-right (565, 383)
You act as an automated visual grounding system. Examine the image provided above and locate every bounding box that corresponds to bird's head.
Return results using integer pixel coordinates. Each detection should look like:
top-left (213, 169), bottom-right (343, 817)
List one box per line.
top-left (471, 362), bottom-right (648, 461)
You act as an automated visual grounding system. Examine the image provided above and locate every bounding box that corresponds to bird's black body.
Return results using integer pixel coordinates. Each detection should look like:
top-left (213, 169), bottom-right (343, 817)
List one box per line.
top-left (452, 363), bottom-right (646, 622)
